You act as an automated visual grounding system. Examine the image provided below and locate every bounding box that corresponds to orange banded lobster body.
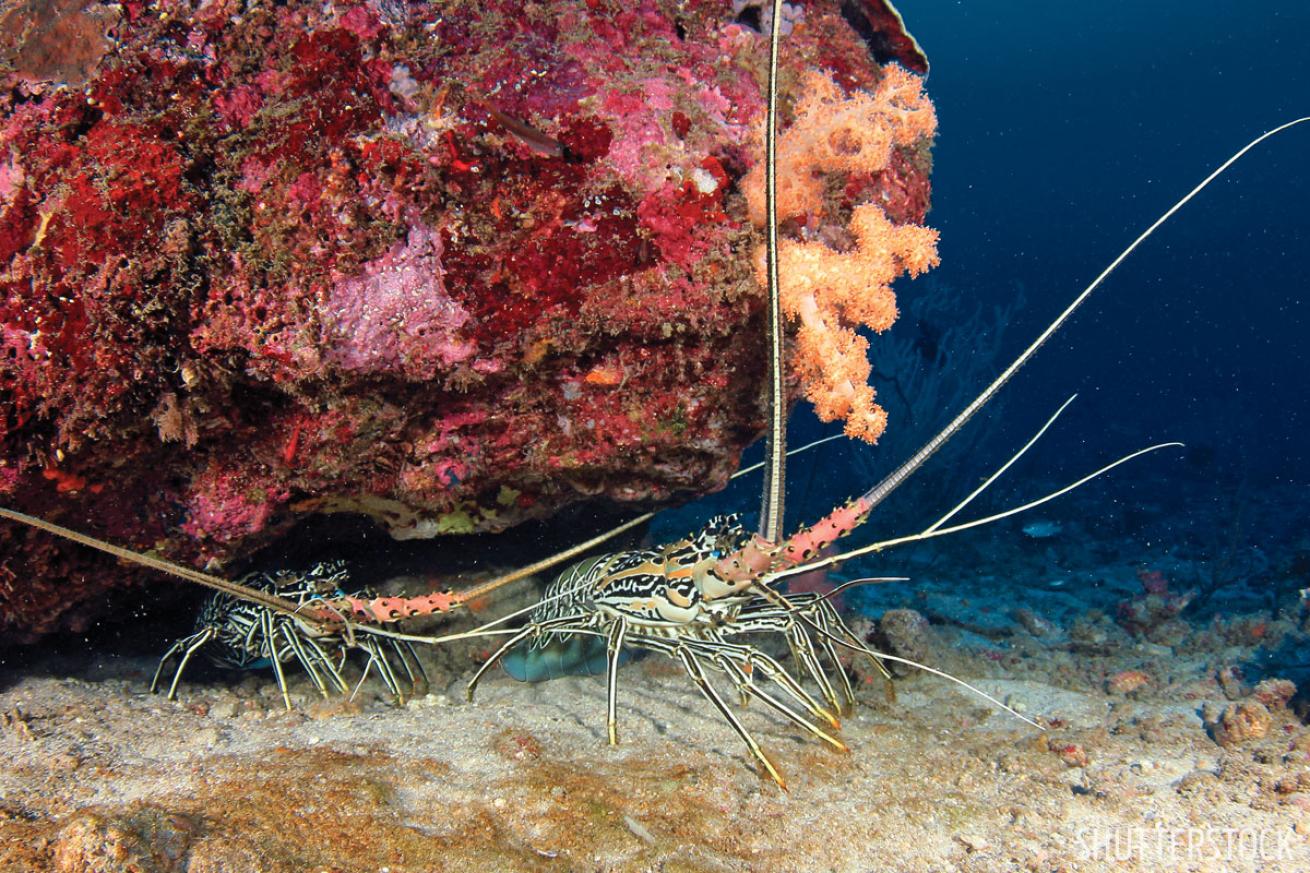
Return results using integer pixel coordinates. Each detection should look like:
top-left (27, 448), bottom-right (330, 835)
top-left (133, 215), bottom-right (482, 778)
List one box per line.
top-left (708, 496), bottom-right (874, 593)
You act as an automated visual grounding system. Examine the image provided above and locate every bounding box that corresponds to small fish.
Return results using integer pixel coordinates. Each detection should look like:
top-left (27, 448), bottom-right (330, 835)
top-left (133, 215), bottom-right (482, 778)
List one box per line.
top-left (1021, 520), bottom-right (1064, 539)
top-left (488, 108), bottom-right (565, 159)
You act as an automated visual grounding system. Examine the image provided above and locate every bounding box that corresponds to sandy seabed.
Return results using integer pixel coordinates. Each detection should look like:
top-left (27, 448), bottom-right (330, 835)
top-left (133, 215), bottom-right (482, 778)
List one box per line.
top-left (2, 629), bottom-right (1308, 873)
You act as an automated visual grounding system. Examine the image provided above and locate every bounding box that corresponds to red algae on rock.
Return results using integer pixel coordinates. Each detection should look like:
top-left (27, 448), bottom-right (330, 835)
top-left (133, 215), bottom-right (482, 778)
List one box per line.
top-left (0, 0), bottom-right (936, 638)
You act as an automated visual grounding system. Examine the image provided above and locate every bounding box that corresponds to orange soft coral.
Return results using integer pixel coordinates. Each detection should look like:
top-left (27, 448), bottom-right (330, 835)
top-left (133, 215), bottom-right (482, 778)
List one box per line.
top-left (768, 204), bottom-right (938, 442)
top-left (745, 65), bottom-right (940, 443)
top-left (744, 64), bottom-right (937, 224)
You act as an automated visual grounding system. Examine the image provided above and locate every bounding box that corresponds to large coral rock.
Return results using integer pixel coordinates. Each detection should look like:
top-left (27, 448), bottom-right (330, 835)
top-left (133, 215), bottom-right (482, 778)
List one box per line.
top-left (0, 0), bottom-right (933, 638)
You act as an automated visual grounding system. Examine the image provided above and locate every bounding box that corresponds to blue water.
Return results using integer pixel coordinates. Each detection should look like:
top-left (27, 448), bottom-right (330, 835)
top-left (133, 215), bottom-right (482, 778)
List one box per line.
top-left (899, 0), bottom-right (1309, 484)
top-left (657, 2), bottom-right (1308, 650)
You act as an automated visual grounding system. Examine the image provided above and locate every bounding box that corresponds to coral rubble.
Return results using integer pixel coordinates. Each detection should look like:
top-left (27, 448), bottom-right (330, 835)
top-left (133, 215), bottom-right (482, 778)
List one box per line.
top-left (0, 0), bottom-right (936, 638)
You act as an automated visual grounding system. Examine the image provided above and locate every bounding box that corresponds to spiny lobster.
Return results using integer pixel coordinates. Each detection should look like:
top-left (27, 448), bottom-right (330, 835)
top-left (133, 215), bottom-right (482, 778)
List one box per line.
top-left (0, 503), bottom-right (499, 705)
top-left (151, 560), bottom-right (428, 710)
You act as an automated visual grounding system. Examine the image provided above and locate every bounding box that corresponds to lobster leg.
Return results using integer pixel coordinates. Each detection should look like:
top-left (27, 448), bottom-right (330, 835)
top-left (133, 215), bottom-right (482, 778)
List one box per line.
top-left (385, 638), bottom-right (429, 700)
top-left (380, 638), bottom-right (424, 701)
top-left (768, 593), bottom-right (873, 710)
top-left (279, 624), bottom-right (332, 699)
top-left (358, 636), bottom-right (406, 704)
top-left (152, 627), bottom-right (216, 699)
top-left (702, 645), bottom-right (847, 752)
top-left (150, 631), bottom-right (193, 694)
top-left (399, 640), bottom-right (430, 687)
top-left (298, 633), bottom-right (351, 695)
top-left (674, 643), bottom-right (787, 790)
top-left (410, 641), bottom-right (431, 682)
top-left (605, 617), bottom-right (628, 746)
top-left (781, 619), bottom-right (843, 717)
top-left (809, 627), bottom-right (858, 712)
top-left (376, 639), bottom-right (408, 703)
top-left (699, 638), bottom-right (839, 731)
top-left (465, 615), bottom-right (589, 701)
top-left (238, 612), bottom-right (262, 656)
top-left (805, 601), bottom-right (863, 708)
top-left (467, 626), bottom-right (538, 700)
top-left (260, 610), bottom-right (294, 711)
top-left (773, 596), bottom-right (887, 710)
top-left (810, 598), bottom-right (891, 683)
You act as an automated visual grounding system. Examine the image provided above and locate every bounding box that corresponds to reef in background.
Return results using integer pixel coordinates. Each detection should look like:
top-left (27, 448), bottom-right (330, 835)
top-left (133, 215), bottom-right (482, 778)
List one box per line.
top-left (0, 0), bottom-right (934, 639)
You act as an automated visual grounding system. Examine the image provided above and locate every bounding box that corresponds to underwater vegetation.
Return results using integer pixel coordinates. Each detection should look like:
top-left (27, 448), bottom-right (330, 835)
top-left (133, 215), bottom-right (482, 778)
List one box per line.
top-left (0, 0), bottom-right (935, 640)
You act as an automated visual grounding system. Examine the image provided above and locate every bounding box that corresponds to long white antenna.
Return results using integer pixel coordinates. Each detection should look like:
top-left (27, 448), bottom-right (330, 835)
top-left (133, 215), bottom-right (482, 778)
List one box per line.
top-left (758, 0), bottom-right (789, 543)
top-left (856, 116), bottom-right (1310, 517)
top-left (0, 506), bottom-right (321, 626)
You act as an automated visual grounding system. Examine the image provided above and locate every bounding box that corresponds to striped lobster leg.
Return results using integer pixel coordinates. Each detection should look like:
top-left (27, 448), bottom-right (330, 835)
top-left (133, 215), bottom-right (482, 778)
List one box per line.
top-left (351, 635), bottom-right (430, 704)
top-left (261, 609), bottom-right (296, 711)
top-left (277, 622), bottom-right (350, 699)
top-left (686, 639), bottom-right (847, 750)
top-left (674, 642), bottom-right (787, 789)
top-left (151, 627), bottom-right (218, 702)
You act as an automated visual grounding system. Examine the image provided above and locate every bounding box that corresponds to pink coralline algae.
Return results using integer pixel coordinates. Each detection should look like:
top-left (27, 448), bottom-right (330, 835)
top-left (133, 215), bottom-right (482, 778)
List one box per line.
top-left (323, 222), bottom-right (477, 379)
top-left (0, 0), bottom-right (935, 639)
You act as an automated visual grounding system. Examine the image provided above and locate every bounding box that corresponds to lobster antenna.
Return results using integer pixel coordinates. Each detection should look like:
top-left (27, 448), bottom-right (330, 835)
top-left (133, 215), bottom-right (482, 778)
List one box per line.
top-left (925, 394), bottom-right (1078, 533)
top-left (772, 440), bottom-right (1183, 586)
top-left (857, 116), bottom-right (1310, 517)
top-left (809, 626), bottom-right (1043, 730)
top-left (0, 506), bottom-right (321, 626)
top-left (757, 0), bottom-right (788, 544)
top-left (748, 394), bottom-right (1079, 613)
top-left (813, 576), bottom-right (908, 603)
